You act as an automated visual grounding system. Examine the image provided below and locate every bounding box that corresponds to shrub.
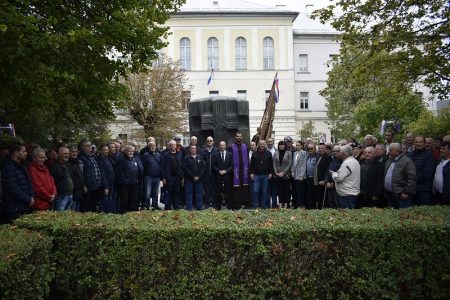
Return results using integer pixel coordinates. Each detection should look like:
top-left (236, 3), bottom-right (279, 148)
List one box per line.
top-left (0, 225), bottom-right (53, 299)
top-left (15, 207), bottom-right (450, 299)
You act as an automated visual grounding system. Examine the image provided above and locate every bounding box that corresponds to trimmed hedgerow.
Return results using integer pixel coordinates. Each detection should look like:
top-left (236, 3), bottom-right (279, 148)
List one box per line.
top-left (0, 225), bottom-right (54, 300)
top-left (15, 207), bottom-right (450, 299)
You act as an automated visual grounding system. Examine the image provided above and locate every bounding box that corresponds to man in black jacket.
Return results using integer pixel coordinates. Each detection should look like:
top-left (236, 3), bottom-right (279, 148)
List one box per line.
top-left (51, 146), bottom-right (74, 211)
top-left (359, 146), bottom-right (384, 208)
top-left (78, 140), bottom-right (102, 212)
top-left (201, 136), bottom-right (218, 208)
top-left (1, 142), bottom-right (34, 224)
top-left (213, 141), bottom-right (233, 210)
top-left (249, 140), bottom-right (273, 209)
top-left (97, 145), bottom-right (116, 213)
top-left (315, 143), bottom-right (332, 209)
top-left (182, 145), bottom-right (205, 211)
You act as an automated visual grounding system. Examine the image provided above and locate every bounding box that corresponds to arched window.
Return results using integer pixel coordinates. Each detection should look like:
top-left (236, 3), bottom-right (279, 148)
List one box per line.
top-left (180, 37), bottom-right (191, 70)
top-left (207, 37), bottom-right (219, 69)
top-left (235, 37), bottom-right (247, 70)
top-left (263, 37), bottom-right (274, 70)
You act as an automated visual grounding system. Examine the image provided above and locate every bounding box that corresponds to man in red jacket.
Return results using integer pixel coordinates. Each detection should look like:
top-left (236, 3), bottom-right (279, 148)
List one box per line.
top-left (28, 148), bottom-right (56, 211)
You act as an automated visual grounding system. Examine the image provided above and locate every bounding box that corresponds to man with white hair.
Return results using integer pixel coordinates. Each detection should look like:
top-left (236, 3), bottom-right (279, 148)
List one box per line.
top-left (384, 143), bottom-right (416, 208)
top-left (330, 145), bottom-right (361, 209)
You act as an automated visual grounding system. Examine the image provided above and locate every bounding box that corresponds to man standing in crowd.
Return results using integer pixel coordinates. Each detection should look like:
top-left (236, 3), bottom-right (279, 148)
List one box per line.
top-left (384, 143), bottom-right (416, 208)
top-left (292, 141), bottom-right (307, 209)
top-left (375, 144), bottom-right (389, 166)
top-left (325, 145), bottom-right (342, 208)
top-left (330, 145), bottom-right (360, 209)
top-left (78, 140), bottom-right (102, 212)
top-left (384, 129), bottom-right (394, 154)
top-left (249, 140), bottom-right (273, 209)
top-left (68, 146), bottom-right (84, 211)
top-left (249, 141), bottom-right (257, 160)
top-left (315, 143), bottom-right (332, 209)
top-left (51, 147), bottom-right (74, 211)
top-left (97, 145), bottom-right (115, 213)
top-left (305, 143), bottom-right (318, 209)
top-left (266, 137), bottom-right (278, 208)
top-left (433, 141), bottom-right (450, 205)
top-left (405, 132), bottom-right (415, 153)
top-left (161, 140), bottom-right (183, 210)
top-left (273, 141), bottom-right (292, 209)
top-left (139, 137), bottom-right (156, 157)
top-left (213, 141), bottom-right (233, 210)
top-left (142, 141), bottom-right (161, 210)
top-left (115, 145), bottom-right (143, 213)
top-left (183, 136), bottom-right (202, 157)
top-left (230, 132), bottom-right (250, 210)
top-left (407, 136), bottom-right (436, 206)
top-left (183, 145), bottom-right (206, 210)
top-left (364, 135), bottom-right (375, 147)
top-left (358, 146), bottom-right (384, 208)
top-left (1, 142), bottom-right (34, 223)
top-left (202, 136), bottom-right (218, 208)
top-left (174, 136), bottom-right (183, 153)
top-left (28, 148), bottom-right (56, 211)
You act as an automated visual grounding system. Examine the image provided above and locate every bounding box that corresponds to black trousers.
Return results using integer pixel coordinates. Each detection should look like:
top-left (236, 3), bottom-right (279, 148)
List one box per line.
top-left (117, 184), bottom-right (138, 213)
top-left (306, 177), bottom-right (315, 209)
top-left (216, 175), bottom-right (231, 210)
top-left (80, 189), bottom-right (100, 212)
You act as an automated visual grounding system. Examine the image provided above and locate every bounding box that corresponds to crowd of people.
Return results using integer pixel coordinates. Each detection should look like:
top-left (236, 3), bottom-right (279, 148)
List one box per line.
top-left (0, 130), bottom-right (449, 224)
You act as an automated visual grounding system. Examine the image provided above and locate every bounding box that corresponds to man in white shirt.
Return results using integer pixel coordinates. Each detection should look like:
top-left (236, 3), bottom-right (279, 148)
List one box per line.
top-left (330, 145), bottom-right (360, 209)
top-left (433, 141), bottom-right (450, 205)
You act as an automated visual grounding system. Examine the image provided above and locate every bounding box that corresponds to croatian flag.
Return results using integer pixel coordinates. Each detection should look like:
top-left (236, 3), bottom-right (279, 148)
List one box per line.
top-left (207, 67), bottom-right (214, 86)
top-left (274, 76), bottom-right (280, 103)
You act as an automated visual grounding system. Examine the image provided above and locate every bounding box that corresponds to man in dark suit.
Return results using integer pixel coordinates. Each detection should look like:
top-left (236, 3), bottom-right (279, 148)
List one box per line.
top-left (315, 143), bottom-right (332, 209)
top-left (213, 141), bottom-right (233, 210)
top-left (433, 141), bottom-right (450, 205)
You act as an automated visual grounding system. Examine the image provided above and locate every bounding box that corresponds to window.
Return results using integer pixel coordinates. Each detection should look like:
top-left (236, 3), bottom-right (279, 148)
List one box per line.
top-left (182, 91), bottom-right (191, 109)
top-left (263, 37), bottom-right (274, 70)
top-left (299, 54), bottom-right (308, 72)
top-left (300, 92), bottom-right (309, 110)
top-left (209, 91), bottom-right (219, 98)
top-left (235, 37), bottom-right (247, 70)
top-left (180, 38), bottom-right (191, 70)
top-left (237, 90), bottom-right (247, 100)
top-left (207, 37), bottom-right (219, 69)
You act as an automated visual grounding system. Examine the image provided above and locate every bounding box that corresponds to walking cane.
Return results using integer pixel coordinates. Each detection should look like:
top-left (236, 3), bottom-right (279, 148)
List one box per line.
top-left (322, 185), bottom-right (327, 209)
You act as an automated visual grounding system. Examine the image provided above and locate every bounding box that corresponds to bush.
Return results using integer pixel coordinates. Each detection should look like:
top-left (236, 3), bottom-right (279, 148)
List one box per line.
top-left (15, 207), bottom-right (450, 299)
top-left (0, 224), bottom-right (53, 299)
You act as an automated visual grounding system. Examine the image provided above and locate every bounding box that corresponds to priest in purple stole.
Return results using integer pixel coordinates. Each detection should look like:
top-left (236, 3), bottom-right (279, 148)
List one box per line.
top-left (230, 132), bottom-right (250, 209)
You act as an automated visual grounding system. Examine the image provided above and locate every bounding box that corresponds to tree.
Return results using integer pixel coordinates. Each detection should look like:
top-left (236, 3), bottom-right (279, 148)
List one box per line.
top-left (312, 0), bottom-right (449, 100)
top-left (321, 50), bottom-right (426, 140)
top-left (124, 56), bottom-right (190, 141)
top-left (407, 106), bottom-right (450, 138)
top-left (0, 0), bottom-right (185, 144)
top-left (298, 121), bottom-right (318, 141)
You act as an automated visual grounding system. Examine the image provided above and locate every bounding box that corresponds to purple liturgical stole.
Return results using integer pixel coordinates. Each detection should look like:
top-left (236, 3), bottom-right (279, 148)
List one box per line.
top-left (232, 143), bottom-right (249, 186)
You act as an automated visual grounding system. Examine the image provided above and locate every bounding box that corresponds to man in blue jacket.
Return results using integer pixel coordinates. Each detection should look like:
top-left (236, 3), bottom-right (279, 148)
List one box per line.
top-left (183, 145), bottom-right (206, 210)
top-left (78, 140), bottom-right (102, 212)
top-left (161, 140), bottom-right (183, 210)
top-left (1, 142), bottom-right (34, 224)
top-left (408, 135), bottom-right (436, 205)
top-left (142, 141), bottom-right (161, 210)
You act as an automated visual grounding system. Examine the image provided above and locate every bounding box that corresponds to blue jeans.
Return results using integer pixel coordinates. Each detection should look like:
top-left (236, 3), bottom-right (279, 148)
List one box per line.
top-left (387, 192), bottom-right (412, 209)
top-left (185, 180), bottom-right (203, 210)
top-left (252, 175), bottom-right (269, 209)
top-left (144, 177), bottom-right (160, 209)
top-left (337, 195), bottom-right (356, 209)
top-left (54, 195), bottom-right (73, 211)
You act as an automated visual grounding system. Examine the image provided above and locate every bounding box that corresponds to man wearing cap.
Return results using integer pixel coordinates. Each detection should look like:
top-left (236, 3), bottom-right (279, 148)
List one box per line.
top-left (174, 136), bottom-right (183, 153)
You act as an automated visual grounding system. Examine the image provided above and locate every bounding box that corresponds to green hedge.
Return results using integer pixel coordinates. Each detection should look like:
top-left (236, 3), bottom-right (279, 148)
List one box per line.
top-left (15, 207), bottom-right (450, 299)
top-left (0, 225), bottom-right (53, 300)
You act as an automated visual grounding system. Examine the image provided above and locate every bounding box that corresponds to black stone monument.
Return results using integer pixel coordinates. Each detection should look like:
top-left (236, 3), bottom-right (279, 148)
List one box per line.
top-left (188, 96), bottom-right (250, 146)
